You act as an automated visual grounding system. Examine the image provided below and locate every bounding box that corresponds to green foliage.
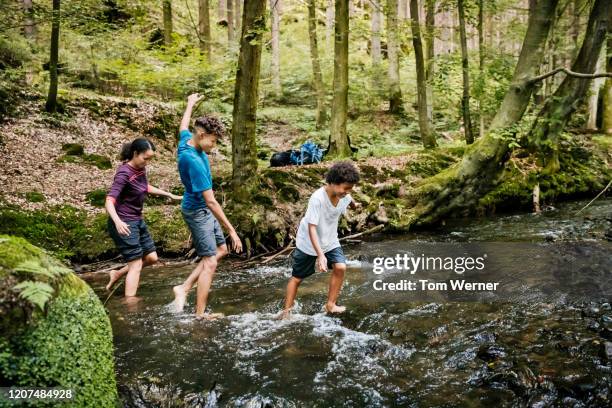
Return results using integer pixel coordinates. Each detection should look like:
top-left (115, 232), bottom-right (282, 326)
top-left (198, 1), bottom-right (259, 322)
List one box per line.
top-left (0, 236), bottom-right (118, 406)
top-left (12, 281), bottom-right (54, 311)
top-left (57, 152), bottom-right (112, 170)
top-left (25, 191), bottom-right (46, 203)
top-left (61, 143), bottom-right (85, 156)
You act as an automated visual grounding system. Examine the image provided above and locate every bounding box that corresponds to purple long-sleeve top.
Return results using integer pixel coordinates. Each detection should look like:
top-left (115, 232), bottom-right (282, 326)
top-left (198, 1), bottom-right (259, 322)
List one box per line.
top-left (106, 163), bottom-right (150, 221)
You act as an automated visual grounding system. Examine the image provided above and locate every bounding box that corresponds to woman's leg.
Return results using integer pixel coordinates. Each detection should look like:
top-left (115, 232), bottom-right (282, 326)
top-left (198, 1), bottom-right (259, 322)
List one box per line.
top-left (124, 258), bottom-right (144, 297)
top-left (106, 251), bottom-right (159, 291)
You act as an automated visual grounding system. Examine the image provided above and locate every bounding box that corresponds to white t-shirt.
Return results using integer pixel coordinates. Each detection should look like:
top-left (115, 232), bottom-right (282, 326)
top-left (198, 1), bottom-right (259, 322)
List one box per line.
top-left (295, 187), bottom-right (352, 256)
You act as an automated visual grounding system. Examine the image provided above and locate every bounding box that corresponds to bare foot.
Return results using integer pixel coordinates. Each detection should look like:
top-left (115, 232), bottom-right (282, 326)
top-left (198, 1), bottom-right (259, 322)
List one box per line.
top-left (276, 309), bottom-right (291, 320)
top-left (105, 269), bottom-right (120, 291)
top-left (172, 285), bottom-right (187, 312)
top-left (195, 312), bottom-right (225, 321)
top-left (324, 303), bottom-right (346, 314)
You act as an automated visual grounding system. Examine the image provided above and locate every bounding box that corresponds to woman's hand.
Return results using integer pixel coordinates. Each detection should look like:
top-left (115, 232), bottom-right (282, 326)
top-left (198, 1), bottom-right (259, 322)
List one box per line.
top-left (115, 220), bottom-right (131, 236)
top-left (169, 193), bottom-right (183, 201)
top-left (229, 231), bottom-right (243, 253)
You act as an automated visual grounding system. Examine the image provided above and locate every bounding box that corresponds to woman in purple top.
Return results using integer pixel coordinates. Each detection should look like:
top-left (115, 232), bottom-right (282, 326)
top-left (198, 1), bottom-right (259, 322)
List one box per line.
top-left (105, 138), bottom-right (181, 298)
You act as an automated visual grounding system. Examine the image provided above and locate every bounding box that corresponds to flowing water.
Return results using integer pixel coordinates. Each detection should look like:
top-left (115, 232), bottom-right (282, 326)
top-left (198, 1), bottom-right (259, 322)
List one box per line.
top-left (85, 199), bottom-right (612, 407)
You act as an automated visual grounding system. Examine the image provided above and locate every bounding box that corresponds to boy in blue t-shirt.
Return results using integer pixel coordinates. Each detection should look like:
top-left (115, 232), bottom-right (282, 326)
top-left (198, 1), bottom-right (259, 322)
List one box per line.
top-left (173, 93), bottom-right (243, 319)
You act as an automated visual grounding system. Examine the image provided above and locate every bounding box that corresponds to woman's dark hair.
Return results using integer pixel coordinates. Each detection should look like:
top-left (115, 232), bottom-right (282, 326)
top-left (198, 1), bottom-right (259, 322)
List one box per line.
top-left (325, 161), bottom-right (360, 185)
top-left (120, 138), bottom-right (156, 161)
top-left (194, 115), bottom-right (226, 138)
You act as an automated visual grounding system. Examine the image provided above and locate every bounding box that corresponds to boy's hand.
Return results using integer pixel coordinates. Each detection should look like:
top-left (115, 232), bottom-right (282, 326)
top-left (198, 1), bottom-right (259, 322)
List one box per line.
top-left (187, 93), bottom-right (204, 106)
top-left (316, 255), bottom-right (328, 272)
top-left (229, 231), bottom-right (243, 253)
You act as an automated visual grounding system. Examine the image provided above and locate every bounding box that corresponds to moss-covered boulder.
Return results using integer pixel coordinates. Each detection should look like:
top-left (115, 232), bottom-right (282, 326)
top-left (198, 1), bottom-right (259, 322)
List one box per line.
top-left (0, 235), bottom-right (118, 407)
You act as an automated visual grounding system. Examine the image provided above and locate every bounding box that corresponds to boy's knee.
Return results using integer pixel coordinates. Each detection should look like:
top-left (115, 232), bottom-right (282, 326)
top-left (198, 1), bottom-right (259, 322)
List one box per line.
top-left (144, 252), bottom-right (158, 264)
top-left (333, 263), bottom-right (346, 274)
top-left (203, 255), bottom-right (217, 268)
top-left (217, 245), bottom-right (228, 257)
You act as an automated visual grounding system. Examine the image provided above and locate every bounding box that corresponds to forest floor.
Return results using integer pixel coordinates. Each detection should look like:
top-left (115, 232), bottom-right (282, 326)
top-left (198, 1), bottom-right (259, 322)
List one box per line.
top-left (1, 90), bottom-right (610, 264)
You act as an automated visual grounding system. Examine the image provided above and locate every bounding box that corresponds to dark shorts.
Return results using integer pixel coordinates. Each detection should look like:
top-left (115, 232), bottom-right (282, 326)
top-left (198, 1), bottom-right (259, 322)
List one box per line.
top-left (291, 246), bottom-right (347, 280)
top-left (107, 218), bottom-right (156, 262)
top-left (181, 207), bottom-right (226, 257)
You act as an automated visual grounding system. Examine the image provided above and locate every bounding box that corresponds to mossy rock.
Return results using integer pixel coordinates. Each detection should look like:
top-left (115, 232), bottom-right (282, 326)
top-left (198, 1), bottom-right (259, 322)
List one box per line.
top-left (86, 188), bottom-right (107, 207)
top-left (83, 153), bottom-right (112, 170)
top-left (278, 185), bottom-right (300, 202)
top-left (61, 143), bottom-right (84, 156)
top-left (25, 191), bottom-right (45, 203)
top-left (0, 235), bottom-right (118, 407)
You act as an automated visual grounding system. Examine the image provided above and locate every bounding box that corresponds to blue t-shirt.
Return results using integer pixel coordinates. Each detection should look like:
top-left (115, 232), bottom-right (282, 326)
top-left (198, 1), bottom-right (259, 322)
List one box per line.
top-left (177, 130), bottom-right (213, 210)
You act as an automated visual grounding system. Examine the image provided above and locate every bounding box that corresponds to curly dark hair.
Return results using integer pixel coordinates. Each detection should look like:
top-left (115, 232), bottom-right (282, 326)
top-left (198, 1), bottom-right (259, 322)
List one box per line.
top-left (194, 115), bottom-right (226, 138)
top-left (325, 161), bottom-right (360, 185)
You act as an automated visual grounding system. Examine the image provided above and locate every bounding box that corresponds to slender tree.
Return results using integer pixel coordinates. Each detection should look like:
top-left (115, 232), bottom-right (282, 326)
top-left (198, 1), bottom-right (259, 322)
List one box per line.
top-left (586, 48), bottom-right (604, 130)
top-left (425, 0), bottom-right (435, 123)
top-left (328, 0), bottom-right (352, 157)
top-left (387, 0), bottom-right (403, 113)
top-left (326, 0), bottom-right (334, 45)
top-left (371, 0), bottom-right (382, 66)
top-left (270, 0), bottom-right (281, 97)
top-left (308, 0), bottom-right (327, 128)
top-left (409, 0), bottom-right (436, 147)
top-left (218, 0), bottom-right (225, 20)
top-left (45, 0), bottom-right (60, 113)
top-left (477, 0), bottom-right (485, 137)
top-left (231, 0), bottom-right (267, 193)
top-left (458, 0), bottom-right (474, 144)
top-left (227, 0), bottom-right (235, 43)
top-left (603, 36), bottom-right (612, 134)
top-left (199, 0), bottom-right (212, 58)
top-left (23, 0), bottom-right (36, 39)
top-left (163, 0), bottom-right (172, 45)
top-left (235, 0), bottom-right (242, 35)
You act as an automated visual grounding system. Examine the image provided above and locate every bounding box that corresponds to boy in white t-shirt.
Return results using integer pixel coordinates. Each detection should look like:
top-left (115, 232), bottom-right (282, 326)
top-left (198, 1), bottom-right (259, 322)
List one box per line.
top-left (281, 161), bottom-right (360, 318)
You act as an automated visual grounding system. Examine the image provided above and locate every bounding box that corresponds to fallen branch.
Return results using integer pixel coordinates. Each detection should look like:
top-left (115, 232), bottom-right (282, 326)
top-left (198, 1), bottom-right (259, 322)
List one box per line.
top-left (262, 239), bottom-right (295, 264)
top-left (529, 67), bottom-right (612, 84)
top-left (576, 179), bottom-right (612, 214)
top-left (339, 224), bottom-right (385, 241)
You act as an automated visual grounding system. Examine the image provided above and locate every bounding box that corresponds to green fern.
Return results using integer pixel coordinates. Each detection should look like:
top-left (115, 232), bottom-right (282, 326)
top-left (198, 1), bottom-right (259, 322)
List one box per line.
top-left (12, 281), bottom-right (55, 310)
top-left (13, 259), bottom-right (67, 278)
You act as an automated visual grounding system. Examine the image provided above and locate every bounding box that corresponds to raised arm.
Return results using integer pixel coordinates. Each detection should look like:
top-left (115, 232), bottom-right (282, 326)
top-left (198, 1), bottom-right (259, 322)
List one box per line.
top-left (180, 93), bottom-right (204, 132)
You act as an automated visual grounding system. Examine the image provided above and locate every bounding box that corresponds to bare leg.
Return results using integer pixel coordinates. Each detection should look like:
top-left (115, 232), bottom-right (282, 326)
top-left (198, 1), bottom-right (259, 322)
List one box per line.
top-left (107, 252), bottom-right (159, 291)
top-left (325, 263), bottom-right (347, 314)
top-left (124, 258), bottom-right (144, 297)
top-left (280, 277), bottom-right (302, 319)
top-left (173, 245), bottom-right (227, 312)
top-left (195, 256), bottom-right (219, 318)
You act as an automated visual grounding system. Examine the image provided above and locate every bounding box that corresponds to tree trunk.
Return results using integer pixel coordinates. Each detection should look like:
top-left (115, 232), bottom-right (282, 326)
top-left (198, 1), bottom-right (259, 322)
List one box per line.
top-left (586, 47), bottom-right (605, 130)
top-left (227, 0), bottom-right (234, 43)
top-left (218, 0), bottom-right (225, 20)
top-left (326, 0), bottom-right (335, 46)
top-left (371, 0), bottom-right (382, 66)
top-left (231, 0), bottom-right (267, 193)
top-left (477, 0), bottom-right (485, 138)
top-left (409, 0), bottom-right (436, 147)
top-left (308, 0), bottom-right (328, 128)
top-left (270, 0), bottom-right (281, 97)
top-left (45, 0), bottom-right (60, 113)
top-left (387, 0), bottom-right (404, 114)
top-left (328, 0), bottom-right (352, 158)
top-left (527, 0), bottom-right (611, 173)
top-left (407, 0), bottom-right (560, 226)
top-left (22, 0), bottom-right (36, 39)
top-left (458, 0), bottom-right (474, 144)
top-left (199, 0), bottom-right (212, 58)
top-left (603, 35), bottom-right (612, 134)
top-left (425, 0), bottom-right (435, 123)
top-left (235, 0), bottom-right (242, 36)
top-left (163, 0), bottom-right (172, 45)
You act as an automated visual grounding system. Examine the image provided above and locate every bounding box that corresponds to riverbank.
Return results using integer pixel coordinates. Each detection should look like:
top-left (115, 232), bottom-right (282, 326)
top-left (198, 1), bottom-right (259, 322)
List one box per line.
top-left (1, 91), bottom-right (610, 265)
